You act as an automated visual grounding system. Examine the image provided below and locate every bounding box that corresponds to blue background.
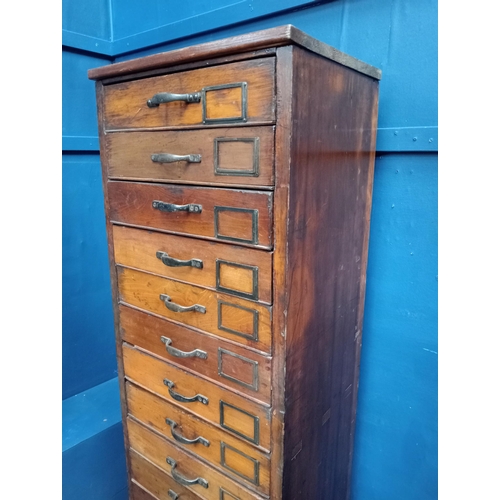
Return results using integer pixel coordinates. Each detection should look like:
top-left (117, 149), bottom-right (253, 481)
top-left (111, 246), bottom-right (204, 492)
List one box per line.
top-left (62, 1), bottom-right (438, 498)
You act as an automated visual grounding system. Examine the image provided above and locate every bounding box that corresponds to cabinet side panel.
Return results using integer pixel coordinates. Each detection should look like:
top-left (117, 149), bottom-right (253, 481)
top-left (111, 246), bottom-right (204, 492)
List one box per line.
top-left (282, 47), bottom-right (379, 500)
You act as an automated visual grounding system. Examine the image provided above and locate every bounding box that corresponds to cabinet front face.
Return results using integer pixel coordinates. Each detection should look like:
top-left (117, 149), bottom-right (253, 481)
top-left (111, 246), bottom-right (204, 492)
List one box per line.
top-left (90, 27), bottom-right (379, 500)
top-left (97, 49), bottom-right (278, 500)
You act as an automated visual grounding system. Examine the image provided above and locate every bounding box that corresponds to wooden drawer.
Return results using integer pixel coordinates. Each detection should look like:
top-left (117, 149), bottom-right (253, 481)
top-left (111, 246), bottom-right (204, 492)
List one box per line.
top-left (105, 127), bottom-right (275, 188)
top-left (120, 306), bottom-right (271, 403)
top-left (128, 418), bottom-right (265, 500)
top-left (130, 449), bottom-right (199, 500)
top-left (102, 58), bottom-right (275, 131)
top-left (127, 383), bottom-right (270, 493)
top-left (123, 344), bottom-right (271, 451)
top-left (108, 181), bottom-right (273, 249)
top-left (117, 267), bottom-right (272, 353)
top-left (113, 225), bottom-right (272, 304)
top-left (130, 481), bottom-right (159, 500)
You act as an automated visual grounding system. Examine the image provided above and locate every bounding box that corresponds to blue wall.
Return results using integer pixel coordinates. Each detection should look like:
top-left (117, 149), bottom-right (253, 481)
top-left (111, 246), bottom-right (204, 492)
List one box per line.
top-left (62, 1), bottom-right (438, 498)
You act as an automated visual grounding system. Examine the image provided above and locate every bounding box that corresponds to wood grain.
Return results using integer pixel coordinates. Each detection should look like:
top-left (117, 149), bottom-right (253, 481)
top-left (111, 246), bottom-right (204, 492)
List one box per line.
top-left (127, 382), bottom-right (271, 493)
top-left (122, 344), bottom-right (271, 451)
top-left (268, 44), bottom-right (294, 500)
top-left (130, 481), bottom-right (159, 500)
top-left (102, 58), bottom-right (275, 130)
top-left (112, 225), bottom-right (273, 304)
top-left (104, 126), bottom-right (275, 188)
top-left (127, 417), bottom-right (265, 500)
top-left (108, 181), bottom-right (274, 249)
top-left (130, 449), bottom-right (198, 500)
top-left (117, 267), bottom-right (272, 353)
top-left (94, 80), bottom-right (135, 495)
top-left (100, 49), bottom-right (277, 86)
top-left (280, 47), bottom-right (379, 500)
top-left (88, 25), bottom-right (381, 81)
top-left (119, 305), bottom-right (272, 402)
top-left (90, 27), bottom-right (380, 500)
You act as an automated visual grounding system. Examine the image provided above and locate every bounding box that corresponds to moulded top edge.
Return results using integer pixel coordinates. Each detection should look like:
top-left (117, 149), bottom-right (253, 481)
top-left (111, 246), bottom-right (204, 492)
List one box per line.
top-left (87, 25), bottom-right (382, 82)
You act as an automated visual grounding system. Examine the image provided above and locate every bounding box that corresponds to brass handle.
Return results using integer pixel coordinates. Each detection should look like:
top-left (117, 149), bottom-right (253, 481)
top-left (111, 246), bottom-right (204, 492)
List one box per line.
top-left (152, 200), bottom-right (202, 213)
top-left (156, 251), bottom-right (203, 269)
top-left (166, 457), bottom-right (209, 488)
top-left (161, 336), bottom-right (208, 359)
top-left (151, 153), bottom-right (202, 164)
top-left (160, 294), bottom-right (206, 314)
top-left (165, 418), bottom-right (210, 447)
top-left (163, 378), bottom-right (209, 405)
top-left (147, 92), bottom-right (201, 108)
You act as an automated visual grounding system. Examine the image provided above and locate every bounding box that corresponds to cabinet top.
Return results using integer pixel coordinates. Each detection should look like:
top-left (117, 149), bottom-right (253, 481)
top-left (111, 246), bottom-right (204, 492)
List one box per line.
top-left (88, 24), bottom-right (381, 81)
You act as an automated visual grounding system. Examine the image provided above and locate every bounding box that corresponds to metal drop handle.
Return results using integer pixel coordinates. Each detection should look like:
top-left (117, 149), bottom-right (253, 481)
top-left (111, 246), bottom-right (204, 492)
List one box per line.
top-left (152, 200), bottom-right (202, 213)
top-left (165, 418), bottom-right (210, 447)
top-left (147, 92), bottom-right (201, 108)
top-left (160, 294), bottom-right (206, 314)
top-left (168, 490), bottom-right (178, 500)
top-left (156, 251), bottom-right (203, 269)
top-left (166, 457), bottom-right (209, 488)
top-left (163, 378), bottom-right (209, 405)
top-left (151, 153), bottom-right (202, 164)
top-left (161, 336), bottom-right (207, 360)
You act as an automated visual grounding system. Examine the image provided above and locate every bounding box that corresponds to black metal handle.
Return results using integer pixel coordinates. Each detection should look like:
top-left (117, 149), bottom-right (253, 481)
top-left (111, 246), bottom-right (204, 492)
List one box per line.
top-left (152, 200), bottom-right (202, 213)
top-left (156, 251), bottom-right (203, 269)
top-left (147, 92), bottom-right (201, 108)
top-left (166, 457), bottom-right (208, 488)
top-left (165, 418), bottom-right (210, 447)
top-left (163, 378), bottom-right (209, 405)
top-left (161, 336), bottom-right (208, 360)
top-left (151, 153), bottom-right (202, 164)
top-left (160, 294), bottom-right (206, 314)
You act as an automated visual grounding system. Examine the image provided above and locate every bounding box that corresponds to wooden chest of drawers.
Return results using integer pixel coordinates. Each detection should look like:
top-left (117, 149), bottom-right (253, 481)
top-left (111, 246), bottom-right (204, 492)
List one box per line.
top-left (89, 25), bottom-right (380, 500)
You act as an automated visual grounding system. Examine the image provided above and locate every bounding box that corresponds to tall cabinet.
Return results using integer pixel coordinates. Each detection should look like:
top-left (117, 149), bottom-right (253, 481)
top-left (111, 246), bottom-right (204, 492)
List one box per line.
top-left (89, 25), bottom-right (381, 500)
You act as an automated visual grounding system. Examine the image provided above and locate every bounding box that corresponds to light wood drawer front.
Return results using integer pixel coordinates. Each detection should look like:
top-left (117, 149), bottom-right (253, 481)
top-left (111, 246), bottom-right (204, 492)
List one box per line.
top-left (128, 383), bottom-right (270, 493)
top-left (105, 127), bottom-right (275, 188)
top-left (108, 182), bottom-right (273, 249)
top-left (130, 449), bottom-right (199, 500)
top-left (123, 345), bottom-right (271, 451)
top-left (120, 306), bottom-right (271, 403)
top-left (130, 481), bottom-right (159, 500)
top-left (103, 58), bottom-right (275, 130)
top-left (128, 418), bottom-right (265, 500)
top-left (117, 268), bottom-right (272, 353)
top-left (113, 225), bottom-right (272, 304)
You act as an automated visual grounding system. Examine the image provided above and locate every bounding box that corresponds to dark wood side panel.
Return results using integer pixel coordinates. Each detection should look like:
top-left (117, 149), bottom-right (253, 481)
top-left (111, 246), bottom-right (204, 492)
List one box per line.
top-left (281, 47), bottom-right (379, 500)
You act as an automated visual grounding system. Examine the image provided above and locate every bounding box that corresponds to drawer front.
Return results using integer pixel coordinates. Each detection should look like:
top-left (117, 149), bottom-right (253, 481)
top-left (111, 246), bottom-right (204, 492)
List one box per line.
top-left (117, 267), bottom-right (272, 353)
top-left (123, 345), bottom-right (271, 451)
top-left (130, 449), bottom-right (199, 500)
top-left (108, 181), bottom-right (273, 249)
top-left (113, 225), bottom-right (272, 304)
top-left (130, 481), bottom-right (158, 500)
top-left (102, 58), bottom-right (275, 130)
top-left (128, 417), bottom-right (264, 500)
top-left (120, 306), bottom-right (271, 402)
top-left (105, 127), bottom-right (275, 188)
top-left (127, 383), bottom-right (270, 493)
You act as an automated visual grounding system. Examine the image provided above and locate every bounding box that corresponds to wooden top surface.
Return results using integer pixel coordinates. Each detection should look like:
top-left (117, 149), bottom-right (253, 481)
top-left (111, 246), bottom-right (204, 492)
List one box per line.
top-left (88, 25), bottom-right (382, 81)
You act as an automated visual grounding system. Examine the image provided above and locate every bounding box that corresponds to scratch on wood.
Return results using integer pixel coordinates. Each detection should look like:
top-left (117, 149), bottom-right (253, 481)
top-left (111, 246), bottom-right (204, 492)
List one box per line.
top-left (291, 440), bottom-right (302, 461)
top-left (322, 408), bottom-right (331, 425)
